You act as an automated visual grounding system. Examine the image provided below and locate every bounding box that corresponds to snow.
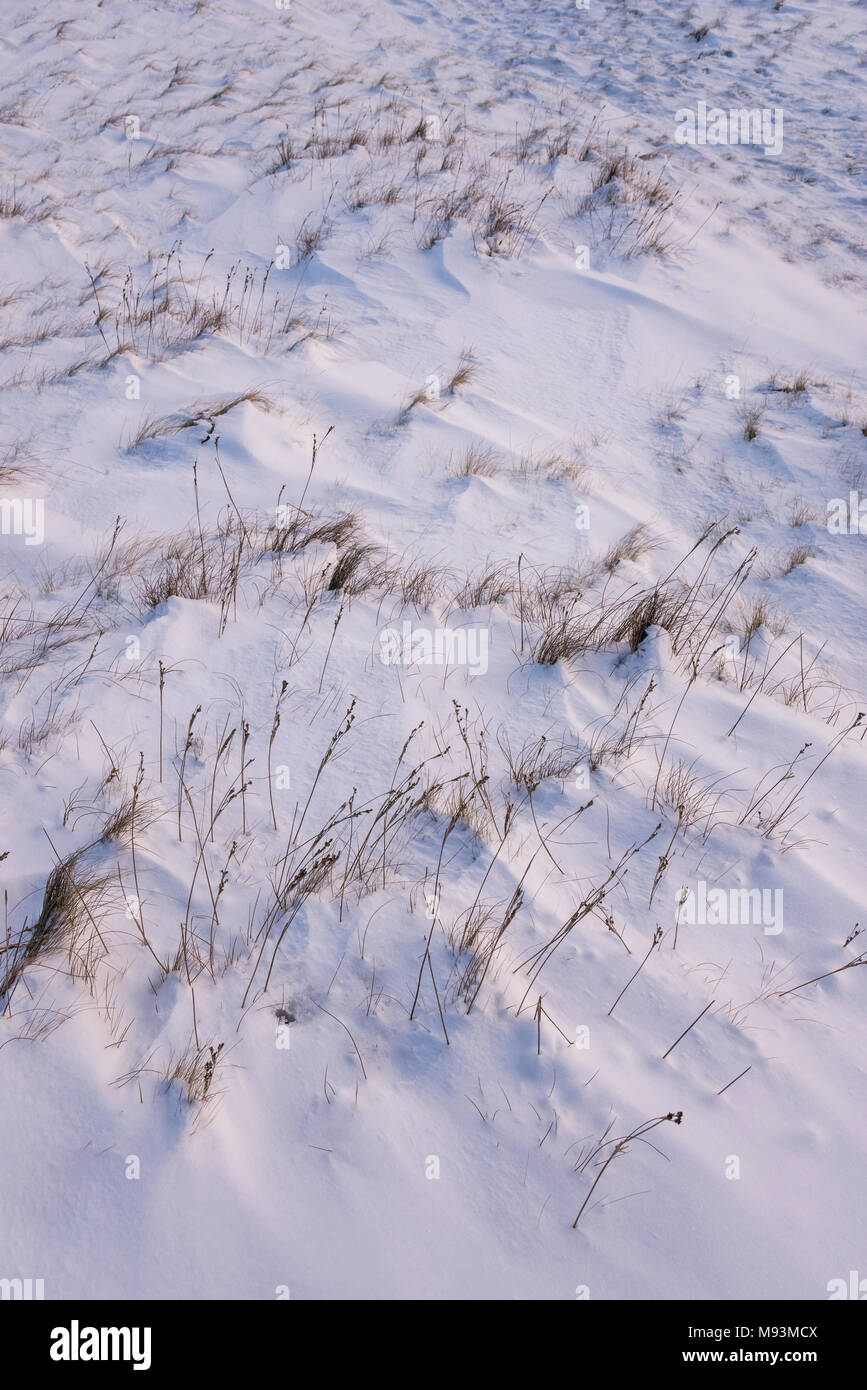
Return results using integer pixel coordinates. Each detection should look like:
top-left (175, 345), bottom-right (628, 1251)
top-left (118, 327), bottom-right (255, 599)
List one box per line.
top-left (1, 0), bottom-right (865, 1300)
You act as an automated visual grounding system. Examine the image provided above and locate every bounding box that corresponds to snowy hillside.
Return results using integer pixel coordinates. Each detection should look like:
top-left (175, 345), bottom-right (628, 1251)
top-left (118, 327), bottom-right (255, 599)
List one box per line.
top-left (1, 0), bottom-right (865, 1300)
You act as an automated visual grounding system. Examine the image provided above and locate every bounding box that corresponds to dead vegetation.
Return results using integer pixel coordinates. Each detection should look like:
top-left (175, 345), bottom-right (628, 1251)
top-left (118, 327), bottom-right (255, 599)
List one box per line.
top-left (85, 253), bottom-right (329, 362)
top-left (123, 389), bottom-right (275, 451)
top-left (449, 443), bottom-right (502, 478)
top-left (526, 525), bottom-right (755, 670)
top-left (572, 146), bottom-right (684, 256)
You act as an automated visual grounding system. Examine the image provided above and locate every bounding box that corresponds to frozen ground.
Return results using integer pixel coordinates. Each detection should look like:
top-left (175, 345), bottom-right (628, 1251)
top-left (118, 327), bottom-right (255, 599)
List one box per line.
top-left (0, 0), bottom-right (865, 1300)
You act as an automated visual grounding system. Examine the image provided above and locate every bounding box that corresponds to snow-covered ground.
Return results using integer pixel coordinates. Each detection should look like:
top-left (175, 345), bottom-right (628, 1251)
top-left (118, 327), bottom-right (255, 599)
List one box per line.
top-left (1, 0), bottom-right (865, 1300)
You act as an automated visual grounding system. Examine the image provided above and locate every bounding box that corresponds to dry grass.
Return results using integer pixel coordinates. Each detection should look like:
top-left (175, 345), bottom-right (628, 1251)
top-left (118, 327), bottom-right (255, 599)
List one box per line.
top-left (345, 172), bottom-right (402, 210)
top-left (739, 402), bottom-right (766, 441)
top-left (514, 447), bottom-right (590, 484)
top-left (788, 495), bottom-right (817, 528)
top-left (528, 527), bottom-right (753, 668)
top-left (574, 145), bottom-right (682, 256)
top-left (0, 438), bottom-right (38, 485)
top-left (164, 1040), bottom-right (225, 1106)
top-left (734, 597), bottom-right (785, 642)
top-left (446, 346), bottom-right (476, 394)
top-left (769, 368), bottom-right (826, 399)
top-left (782, 543), bottom-right (813, 575)
top-left (602, 523), bottom-right (659, 574)
top-left (449, 443), bottom-right (502, 478)
top-left (476, 176), bottom-right (548, 256)
top-left (451, 562), bottom-right (515, 610)
top-left (689, 20), bottom-right (720, 41)
top-left (267, 135), bottom-right (296, 175)
top-left (327, 541), bottom-right (381, 594)
top-left (123, 389), bottom-right (274, 451)
top-left (0, 182), bottom-right (45, 221)
top-left (381, 557), bottom-right (453, 609)
top-left (1, 843), bottom-right (115, 1003)
top-left (305, 115), bottom-right (367, 160)
top-left (291, 208), bottom-right (332, 263)
top-left (501, 732), bottom-right (583, 795)
top-left (88, 254), bottom-right (322, 361)
top-left (396, 381), bottom-right (438, 425)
